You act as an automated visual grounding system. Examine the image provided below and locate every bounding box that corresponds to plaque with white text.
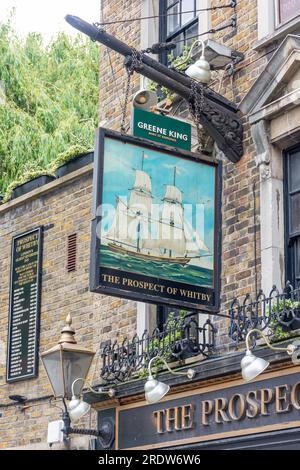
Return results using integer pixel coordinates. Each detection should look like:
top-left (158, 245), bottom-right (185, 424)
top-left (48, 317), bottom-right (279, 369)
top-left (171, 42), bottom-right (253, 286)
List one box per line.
top-left (6, 228), bottom-right (43, 382)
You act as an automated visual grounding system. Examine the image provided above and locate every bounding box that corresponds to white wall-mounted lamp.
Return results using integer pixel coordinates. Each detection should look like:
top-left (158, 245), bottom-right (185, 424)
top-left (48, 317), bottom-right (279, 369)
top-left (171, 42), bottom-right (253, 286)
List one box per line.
top-left (241, 328), bottom-right (300, 382)
top-left (68, 377), bottom-right (116, 422)
top-left (185, 40), bottom-right (211, 84)
top-left (144, 356), bottom-right (196, 404)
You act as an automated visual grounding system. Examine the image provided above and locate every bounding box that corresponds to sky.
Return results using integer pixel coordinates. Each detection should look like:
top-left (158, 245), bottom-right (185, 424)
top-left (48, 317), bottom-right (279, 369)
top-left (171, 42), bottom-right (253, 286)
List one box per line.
top-left (0, 0), bottom-right (100, 42)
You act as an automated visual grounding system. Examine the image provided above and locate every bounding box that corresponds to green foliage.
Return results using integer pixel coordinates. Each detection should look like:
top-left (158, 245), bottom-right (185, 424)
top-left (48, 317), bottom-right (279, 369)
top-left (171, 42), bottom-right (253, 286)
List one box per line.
top-left (268, 300), bottom-right (300, 341)
top-left (147, 46), bottom-right (193, 102)
top-left (0, 17), bottom-right (99, 199)
top-left (138, 310), bottom-right (189, 378)
top-left (3, 167), bottom-right (55, 203)
top-left (49, 144), bottom-right (93, 172)
top-left (149, 310), bottom-right (188, 359)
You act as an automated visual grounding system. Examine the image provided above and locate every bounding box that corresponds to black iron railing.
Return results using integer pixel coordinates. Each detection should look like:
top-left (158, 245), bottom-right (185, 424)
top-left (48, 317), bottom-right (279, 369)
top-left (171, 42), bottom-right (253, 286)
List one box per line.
top-left (229, 282), bottom-right (300, 345)
top-left (100, 316), bottom-right (216, 382)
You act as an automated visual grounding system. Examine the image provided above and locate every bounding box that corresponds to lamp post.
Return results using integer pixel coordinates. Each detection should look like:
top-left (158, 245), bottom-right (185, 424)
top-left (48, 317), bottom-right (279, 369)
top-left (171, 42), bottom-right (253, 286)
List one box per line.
top-left (41, 314), bottom-right (115, 448)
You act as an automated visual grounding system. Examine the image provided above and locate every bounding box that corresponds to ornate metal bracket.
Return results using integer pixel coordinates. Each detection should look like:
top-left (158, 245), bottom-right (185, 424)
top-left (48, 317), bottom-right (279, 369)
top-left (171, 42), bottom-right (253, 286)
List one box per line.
top-left (65, 15), bottom-right (244, 164)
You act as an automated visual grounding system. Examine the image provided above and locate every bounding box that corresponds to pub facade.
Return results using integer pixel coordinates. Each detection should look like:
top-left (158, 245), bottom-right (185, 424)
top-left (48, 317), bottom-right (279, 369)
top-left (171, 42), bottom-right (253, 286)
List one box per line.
top-left (1, 0), bottom-right (300, 450)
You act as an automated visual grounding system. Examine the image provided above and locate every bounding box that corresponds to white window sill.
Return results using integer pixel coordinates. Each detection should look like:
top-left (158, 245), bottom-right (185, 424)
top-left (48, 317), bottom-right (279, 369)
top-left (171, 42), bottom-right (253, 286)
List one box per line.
top-left (254, 15), bottom-right (300, 51)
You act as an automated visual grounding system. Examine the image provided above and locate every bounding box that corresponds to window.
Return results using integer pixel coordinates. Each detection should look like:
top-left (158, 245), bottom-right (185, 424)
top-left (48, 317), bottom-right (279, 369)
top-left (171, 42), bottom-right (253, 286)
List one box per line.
top-left (157, 305), bottom-right (204, 330)
top-left (159, 0), bottom-right (198, 62)
top-left (256, 0), bottom-right (300, 48)
top-left (284, 147), bottom-right (300, 287)
top-left (276, 0), bottom-right (300, 26)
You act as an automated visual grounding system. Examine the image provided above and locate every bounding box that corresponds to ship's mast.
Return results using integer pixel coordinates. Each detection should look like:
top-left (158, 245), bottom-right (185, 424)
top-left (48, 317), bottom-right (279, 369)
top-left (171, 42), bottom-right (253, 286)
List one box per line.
top-left (170, 167), bottom-right (176, 258)
top-left (136, 151), bottom-right (145, 253)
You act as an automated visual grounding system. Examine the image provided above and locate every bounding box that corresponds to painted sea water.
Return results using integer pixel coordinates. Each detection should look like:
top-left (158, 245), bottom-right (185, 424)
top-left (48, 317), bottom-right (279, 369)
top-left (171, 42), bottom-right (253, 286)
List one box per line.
top-left (100, 245), bottom-right (213, 287)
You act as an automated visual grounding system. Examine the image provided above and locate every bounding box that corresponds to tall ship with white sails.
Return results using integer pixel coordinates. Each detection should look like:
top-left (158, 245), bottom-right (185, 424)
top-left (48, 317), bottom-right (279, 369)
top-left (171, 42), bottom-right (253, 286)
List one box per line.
top-left (104, 152), bottom-right (210, 266)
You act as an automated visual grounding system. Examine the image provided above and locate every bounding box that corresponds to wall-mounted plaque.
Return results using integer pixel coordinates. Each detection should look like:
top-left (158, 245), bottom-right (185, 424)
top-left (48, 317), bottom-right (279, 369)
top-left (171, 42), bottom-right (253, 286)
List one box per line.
top-left (133, 108), bottom-right (191, 151)
top-left (90, 129), bottom-right (221, 312)
top-left (6, 228), bottom-right (43, 382)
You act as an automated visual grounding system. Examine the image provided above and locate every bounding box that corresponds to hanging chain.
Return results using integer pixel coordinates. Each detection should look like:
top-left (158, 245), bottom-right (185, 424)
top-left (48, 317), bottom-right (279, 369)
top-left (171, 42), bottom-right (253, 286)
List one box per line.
top-left (188, 80), bottom-right (205, 151)
top-left (121, 49), bottom-right (143, 133)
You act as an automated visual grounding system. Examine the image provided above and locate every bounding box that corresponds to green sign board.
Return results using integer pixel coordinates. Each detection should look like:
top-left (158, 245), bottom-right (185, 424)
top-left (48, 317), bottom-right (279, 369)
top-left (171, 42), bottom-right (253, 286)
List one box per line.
top-left (133, 108), bottom-right (191, 151)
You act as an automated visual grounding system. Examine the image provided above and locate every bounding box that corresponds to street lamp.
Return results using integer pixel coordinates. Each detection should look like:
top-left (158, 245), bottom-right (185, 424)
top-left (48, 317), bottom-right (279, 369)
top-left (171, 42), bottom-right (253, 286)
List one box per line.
top-left (40, 314), bottom-right (95, 400)
top-left (144, 356), bottom-right (196, 404)
top-left (241, 328), bottom-right (300, 382)
top-left (41, 314), bottom-right (115, 448)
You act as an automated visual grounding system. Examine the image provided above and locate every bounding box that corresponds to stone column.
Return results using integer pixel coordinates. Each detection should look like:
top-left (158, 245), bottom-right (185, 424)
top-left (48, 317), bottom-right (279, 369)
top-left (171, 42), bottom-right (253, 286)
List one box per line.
top-left (251, 120), bottom-right (285, 294)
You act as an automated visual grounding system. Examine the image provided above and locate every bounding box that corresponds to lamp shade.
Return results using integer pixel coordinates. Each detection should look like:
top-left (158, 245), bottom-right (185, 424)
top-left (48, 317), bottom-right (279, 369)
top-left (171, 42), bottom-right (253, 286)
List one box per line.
top-left (144, 376), bottom-right (170, 404)
top-left (68, 397), bottom-right (91, 422)
top-left (40, 315), bottom-right (95, 399)
top-left (41, 345), bottom-right (94, 399)
top-left (185, 57), bottom-right (211, 84)
top-left (241, 350), bottom-right (269, 382)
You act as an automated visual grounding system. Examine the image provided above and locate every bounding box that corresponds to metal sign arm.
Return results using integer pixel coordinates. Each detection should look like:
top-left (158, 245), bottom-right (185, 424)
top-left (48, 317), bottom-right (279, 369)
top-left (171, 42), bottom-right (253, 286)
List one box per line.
top-left (65, 15), bottom-right (243, 163)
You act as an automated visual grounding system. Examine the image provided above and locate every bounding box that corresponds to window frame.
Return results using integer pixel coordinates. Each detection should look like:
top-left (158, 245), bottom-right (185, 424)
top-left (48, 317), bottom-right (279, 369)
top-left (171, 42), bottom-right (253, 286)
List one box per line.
top-left (275, 0), bottom-right (300, 28)
top-left (284, 145), bottom-right (300, 287)
top-left (159, 0), bottom-right (198, 64)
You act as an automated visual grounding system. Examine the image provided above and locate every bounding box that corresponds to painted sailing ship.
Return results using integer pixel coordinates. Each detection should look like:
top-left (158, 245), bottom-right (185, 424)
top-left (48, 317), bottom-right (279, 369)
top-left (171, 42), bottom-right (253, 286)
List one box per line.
top-left (104, 153), bottom-right (210, 266)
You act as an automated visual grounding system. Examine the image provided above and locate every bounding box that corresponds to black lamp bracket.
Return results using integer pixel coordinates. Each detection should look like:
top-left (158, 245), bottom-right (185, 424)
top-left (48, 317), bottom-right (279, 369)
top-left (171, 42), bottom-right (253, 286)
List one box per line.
top-left (61, 402), bottom-right (115, 449)
top-left (65, 14), bottom-right (244, 164)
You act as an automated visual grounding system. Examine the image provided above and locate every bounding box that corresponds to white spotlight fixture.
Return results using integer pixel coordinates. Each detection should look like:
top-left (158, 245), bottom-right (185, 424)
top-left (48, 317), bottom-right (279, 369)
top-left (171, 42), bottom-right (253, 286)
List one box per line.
top-left (144, 356), bottom-right (196, 404)
top-left (68, 377), bottom-right (115, 422)
top-left (185, 40), bottom-right (211, 84)
top-left (241, 328), bottom-right (299, 382)
top-left (132, 89), bottom-right (158, 112)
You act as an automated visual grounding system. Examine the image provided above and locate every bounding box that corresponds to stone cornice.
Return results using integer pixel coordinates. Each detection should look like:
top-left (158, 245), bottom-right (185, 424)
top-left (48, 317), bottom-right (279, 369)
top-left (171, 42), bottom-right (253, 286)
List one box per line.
top-left (240, 35), bottom-right (300, 116)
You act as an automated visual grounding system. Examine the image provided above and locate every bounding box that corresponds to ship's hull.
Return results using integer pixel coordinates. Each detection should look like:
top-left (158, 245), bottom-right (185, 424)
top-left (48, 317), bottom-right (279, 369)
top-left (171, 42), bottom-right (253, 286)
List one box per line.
top-left (108, 243), bottom-right (191, 265)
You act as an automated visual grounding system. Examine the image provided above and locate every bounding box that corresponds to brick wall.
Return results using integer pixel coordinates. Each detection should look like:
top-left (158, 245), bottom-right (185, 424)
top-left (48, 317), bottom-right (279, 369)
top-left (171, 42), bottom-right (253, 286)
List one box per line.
top-left (0, 0), bottom-right (281, 449)
top-left (0, 168), bottom-right (136, 448)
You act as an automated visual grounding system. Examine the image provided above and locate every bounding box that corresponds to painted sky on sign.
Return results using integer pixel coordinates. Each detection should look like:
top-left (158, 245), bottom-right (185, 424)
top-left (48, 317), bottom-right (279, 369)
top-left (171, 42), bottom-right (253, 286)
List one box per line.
top-left (101, 138), bottom-right (216, 265)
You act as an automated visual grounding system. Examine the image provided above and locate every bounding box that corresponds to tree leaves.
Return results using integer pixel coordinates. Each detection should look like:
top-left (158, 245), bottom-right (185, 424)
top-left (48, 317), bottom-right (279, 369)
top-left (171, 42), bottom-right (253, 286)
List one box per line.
top-left (0, 19), bottom-right (99, 197)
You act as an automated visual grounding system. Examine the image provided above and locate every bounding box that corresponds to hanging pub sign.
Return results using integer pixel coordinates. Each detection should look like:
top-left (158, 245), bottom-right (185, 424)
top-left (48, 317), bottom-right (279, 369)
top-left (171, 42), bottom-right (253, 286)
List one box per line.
top-left (133, 108), bottom-right (191, 151)
top-left (6, 228), bottom-right (43, 382)
top-left (90, 129), bottom-right (221, 311)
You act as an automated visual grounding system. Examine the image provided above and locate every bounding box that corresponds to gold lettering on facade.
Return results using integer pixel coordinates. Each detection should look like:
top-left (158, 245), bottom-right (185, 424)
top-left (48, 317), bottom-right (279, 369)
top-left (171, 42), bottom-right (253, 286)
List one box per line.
top-left (152, 379), bottom-right (300, 436)
top-left (165, 408), bottom-right (176, 432)
top-left (202, 400), bottom-right (214, 426)
top-left (291, 382), bottom-right (300, 410)
top-left (228, 394), bottom-right (246, 421)
top-left (153, 410), bottom-right (165, 434)
top-left (182, 405), bottom-right (194, 430)
top-left (153, 405), bottom-right (194, 434)
top-left (275, 385), bottom-right (291, 413)
top-left (246, 390), bottom-right (260, 418)
top-left (260, 388), bottom-right (274, 416)
top-left (215, 398), bottom-right (231, 423)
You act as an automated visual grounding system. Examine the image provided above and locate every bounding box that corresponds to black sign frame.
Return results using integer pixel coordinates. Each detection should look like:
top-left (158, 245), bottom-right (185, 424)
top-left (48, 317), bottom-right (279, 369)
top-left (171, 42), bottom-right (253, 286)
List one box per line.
top-left (6, 227), bottom-right (43, 383)
top-left (90, 128), bottom-right (221, 312)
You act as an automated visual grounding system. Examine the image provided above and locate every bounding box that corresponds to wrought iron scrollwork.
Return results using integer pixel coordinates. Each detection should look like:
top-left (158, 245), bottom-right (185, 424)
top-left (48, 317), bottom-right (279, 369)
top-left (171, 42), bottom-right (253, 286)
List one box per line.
top-left (229, 282), bottom-right (300, 345)
top-left (100, 316), bottom-right (216, 383)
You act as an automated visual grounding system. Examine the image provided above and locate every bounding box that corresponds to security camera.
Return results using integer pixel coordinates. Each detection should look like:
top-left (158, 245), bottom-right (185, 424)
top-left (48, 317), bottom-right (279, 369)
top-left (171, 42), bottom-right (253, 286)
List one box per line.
top-left (9, 395), bottom-right (27, 403)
